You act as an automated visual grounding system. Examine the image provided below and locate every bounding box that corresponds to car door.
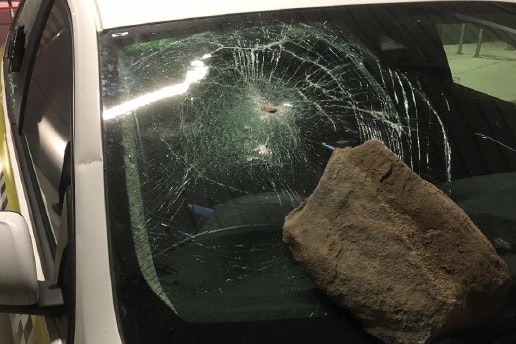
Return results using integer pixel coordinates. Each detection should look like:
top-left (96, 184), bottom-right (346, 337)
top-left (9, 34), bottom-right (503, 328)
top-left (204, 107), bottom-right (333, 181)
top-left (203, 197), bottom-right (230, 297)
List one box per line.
top-left (2, 0), bottom-right (74, 342)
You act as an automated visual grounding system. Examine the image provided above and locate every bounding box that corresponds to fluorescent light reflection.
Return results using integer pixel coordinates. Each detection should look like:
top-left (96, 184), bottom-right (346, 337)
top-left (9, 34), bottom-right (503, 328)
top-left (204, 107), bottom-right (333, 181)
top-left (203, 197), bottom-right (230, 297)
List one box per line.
top-left (103, 55), bottom-right (211, 120)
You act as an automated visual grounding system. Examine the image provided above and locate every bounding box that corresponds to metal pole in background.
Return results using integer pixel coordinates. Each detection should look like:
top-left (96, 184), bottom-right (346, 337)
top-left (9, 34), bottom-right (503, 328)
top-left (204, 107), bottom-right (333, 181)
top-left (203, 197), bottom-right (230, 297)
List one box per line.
top-left (474, 27), bottom-right (484, 58)
top-left (457, 23), bottom-right (466, 54)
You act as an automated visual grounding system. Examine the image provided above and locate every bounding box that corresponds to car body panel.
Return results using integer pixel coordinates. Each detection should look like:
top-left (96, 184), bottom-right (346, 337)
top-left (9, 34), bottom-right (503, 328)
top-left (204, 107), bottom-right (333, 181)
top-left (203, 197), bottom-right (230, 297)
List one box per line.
top-left (93, 0), bottom-right (516, 31)
top-left (68, 0), bottom-right (122, 343)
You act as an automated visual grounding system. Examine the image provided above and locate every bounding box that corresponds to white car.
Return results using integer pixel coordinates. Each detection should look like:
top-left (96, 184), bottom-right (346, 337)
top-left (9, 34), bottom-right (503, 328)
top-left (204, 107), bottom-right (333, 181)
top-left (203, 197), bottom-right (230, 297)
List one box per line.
top-left (0, 0), bottom-right (515, 343)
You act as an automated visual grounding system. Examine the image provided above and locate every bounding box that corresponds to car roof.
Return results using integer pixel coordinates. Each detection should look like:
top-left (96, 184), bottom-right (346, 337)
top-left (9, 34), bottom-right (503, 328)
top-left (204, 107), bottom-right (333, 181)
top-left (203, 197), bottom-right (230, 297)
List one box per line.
top-left (92, 0), bottom-right (516, 31)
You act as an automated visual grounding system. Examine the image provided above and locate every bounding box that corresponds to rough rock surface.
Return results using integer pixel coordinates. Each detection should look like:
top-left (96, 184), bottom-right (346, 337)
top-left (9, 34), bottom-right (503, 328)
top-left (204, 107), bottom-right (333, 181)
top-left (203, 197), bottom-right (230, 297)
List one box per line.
top-left (283, 139), bottom-right (510, 344)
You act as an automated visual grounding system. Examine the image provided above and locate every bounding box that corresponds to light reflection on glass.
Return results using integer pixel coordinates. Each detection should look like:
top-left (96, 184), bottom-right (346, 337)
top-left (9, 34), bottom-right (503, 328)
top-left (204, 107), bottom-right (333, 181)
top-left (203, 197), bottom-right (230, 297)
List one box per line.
top-left (103, 57), bottom-right (210, 120)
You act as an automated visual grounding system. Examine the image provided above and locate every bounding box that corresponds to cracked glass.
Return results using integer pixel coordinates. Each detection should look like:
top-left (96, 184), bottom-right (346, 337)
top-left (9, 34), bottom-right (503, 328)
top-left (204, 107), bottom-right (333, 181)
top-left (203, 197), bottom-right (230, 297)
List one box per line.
top-left (101, 3), bottom-right (516, 343)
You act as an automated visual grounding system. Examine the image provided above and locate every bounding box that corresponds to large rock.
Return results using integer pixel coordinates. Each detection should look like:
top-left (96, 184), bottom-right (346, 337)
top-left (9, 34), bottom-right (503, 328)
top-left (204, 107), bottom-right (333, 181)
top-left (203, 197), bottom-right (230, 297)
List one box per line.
top-left (283, 139), bottom-right (510, 344)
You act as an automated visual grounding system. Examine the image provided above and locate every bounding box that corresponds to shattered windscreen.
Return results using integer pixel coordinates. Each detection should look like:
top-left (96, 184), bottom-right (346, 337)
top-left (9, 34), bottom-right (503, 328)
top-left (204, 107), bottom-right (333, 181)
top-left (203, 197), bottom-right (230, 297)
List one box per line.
top-left (100, 3), bottom-right (516, 344)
